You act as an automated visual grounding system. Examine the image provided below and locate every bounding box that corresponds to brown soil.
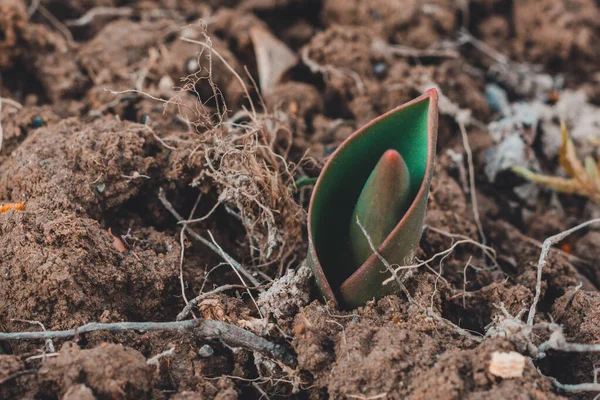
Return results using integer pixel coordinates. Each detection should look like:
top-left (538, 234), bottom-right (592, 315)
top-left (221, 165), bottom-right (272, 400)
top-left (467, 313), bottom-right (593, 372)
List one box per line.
top-left (1, 0), bottom-right (600, 399)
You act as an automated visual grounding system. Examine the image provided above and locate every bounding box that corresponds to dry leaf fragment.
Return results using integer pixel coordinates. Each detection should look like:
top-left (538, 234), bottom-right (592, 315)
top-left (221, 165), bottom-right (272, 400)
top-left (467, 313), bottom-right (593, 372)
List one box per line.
top-left (488, 351), bottom-right (526, 379)
top-left (0, 202), bottom-right (25, 214)
top-left (250, 26), bottom-right (297, 95)
top-left (513, 122), bottom-right (600, 202)
top-left (108, 227), bottom-right (127, 252)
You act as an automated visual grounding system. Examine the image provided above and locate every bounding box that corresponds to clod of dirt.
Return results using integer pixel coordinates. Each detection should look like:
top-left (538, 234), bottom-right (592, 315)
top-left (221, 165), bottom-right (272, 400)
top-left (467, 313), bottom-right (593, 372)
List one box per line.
top-left (171, 378), bottom-right (238, 400)
top-left (210, 8), bottom-right (268, 56)
top-left (79, 19), bottom-right (174, 86)
top-left (305, 114), bottom-right (355, 159)
top-left (457, 283), bottom-right (533, 334)
top-left (0, 0), bottom-right (87, 102)
top-left (433, 61), bottom-right (491, 120)
top-left (300, 24), bottom-right (402, 126)
top-left (524, 209), bottom-right (569, 242)
top-left (574, 231), bottom-right (600, 286)
top-left (327, 322), bottom-right (449, 399)
top-left (293, 276), bottom-right (479, 398)
top-left (422, 165), bottom-right (482, 286)
top-left (24, 25), bottom-right (88, 102)
top-left (301, 25), bottom-right (380, 100)
top-left (0, 202), bottom-right (180, 328)
top-left (0, 117), bottom-right (164, 219)
top-left (486, 220), bottom-right (580, 306)
top-left (169, 26), bottom-right (249, 110)
top-left (0, 0), bottom-right (26, 68)
top-left (474, 15), bottom-right (511, 58)
top-left (83, 329), bottom-right (243, 395)
top-left (0, 355), bottom-right (37, 399)
top-left (0, 104), bottom-right (61, 158)
top-left (257, 266), bottom-right (312, 321)
top-left (301, 26), bottom-right (487, 128)
top-left (548, 288), bottom-right (600, 387)
top-left (407, 338), bottom-right (565, 399)
top-left (63, 384), bottom-right (97, 400)
top-left (79, 19), bottom-right (175, 107)
top-left (196, 293), bottom-right (255, 326)
top-left (38, 342), bottom-right (154, 400)
top-left (265, 81), bottom-right (323, 120)
top-left (513, 0), bottom-right (600, 74)
top-left (425, 164), bottom-right (475, 237)
top-left (322, 0), bottom-right (458, 48)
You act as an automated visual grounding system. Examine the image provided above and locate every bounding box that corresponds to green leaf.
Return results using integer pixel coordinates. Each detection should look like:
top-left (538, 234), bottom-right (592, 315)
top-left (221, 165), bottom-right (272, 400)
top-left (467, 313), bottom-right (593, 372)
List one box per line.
top-left (306, 89), bottom-right (439, 309)
top-left (349, 149), bottom-right (412, 269)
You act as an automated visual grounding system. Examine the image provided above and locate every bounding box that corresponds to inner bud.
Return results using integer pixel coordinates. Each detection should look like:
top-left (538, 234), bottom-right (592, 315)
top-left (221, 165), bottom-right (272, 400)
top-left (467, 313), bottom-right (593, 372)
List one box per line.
top-left (349, 149), bottom-right (412, 269)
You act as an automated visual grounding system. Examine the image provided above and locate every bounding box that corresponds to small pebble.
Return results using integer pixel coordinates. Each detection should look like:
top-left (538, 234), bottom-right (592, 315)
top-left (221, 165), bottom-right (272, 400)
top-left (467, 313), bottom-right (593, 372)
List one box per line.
top-left (186, 58), bottom-right (199, 73)
top-left (373, 62), bottom-right (388, 78)
top-left (485, 84), bottom-right (509, 115)
top-left (198, 344), bottom-right (214, 358)
top-left (488, 351), bottom-right (525, 379)
top-left (158, 75), bottom-right (175, 95)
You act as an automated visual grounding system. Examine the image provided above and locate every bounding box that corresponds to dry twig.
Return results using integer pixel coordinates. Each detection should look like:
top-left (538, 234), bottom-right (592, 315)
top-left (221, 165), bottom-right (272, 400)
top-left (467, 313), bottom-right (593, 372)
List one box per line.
top-left (458, 121), bottom-right (486, 245)
top-left (11, 319), bottom-right (55, 353)
top-left (0, 369), bottom-right (37, 385)
top-left (177, 283), bottom-right (269, 321)
top-left (372, 39), bottom-right (459, 59)
top-left (147, 346), bottom-right (176, 366)
top-left (527, 218), bottom-right (600, 325)
top-left (65, 7), bottom-right (133, 27)
top-left (38, 4), bottom-right (74, 44)
top-left (382, 234), bottom-right (495, 286)
top-left (158, 188), bottom-right (261, 287)
top-left (0, 319), bottom-right (296, 367)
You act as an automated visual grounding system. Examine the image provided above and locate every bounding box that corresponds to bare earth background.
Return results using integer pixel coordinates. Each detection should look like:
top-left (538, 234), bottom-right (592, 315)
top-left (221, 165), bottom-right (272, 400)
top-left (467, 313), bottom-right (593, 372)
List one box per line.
top-left (1, 0), bottom-right (600, 399)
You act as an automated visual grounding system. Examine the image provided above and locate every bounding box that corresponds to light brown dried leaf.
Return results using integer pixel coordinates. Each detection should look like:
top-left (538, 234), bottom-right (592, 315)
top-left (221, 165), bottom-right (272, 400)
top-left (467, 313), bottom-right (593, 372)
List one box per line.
top-left (512, 123), bottom-right (600, 203)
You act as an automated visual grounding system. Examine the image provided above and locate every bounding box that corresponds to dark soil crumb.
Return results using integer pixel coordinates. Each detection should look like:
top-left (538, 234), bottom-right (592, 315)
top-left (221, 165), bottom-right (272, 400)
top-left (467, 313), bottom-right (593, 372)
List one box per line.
top-left (170, 378), bottom-right (238, 400)
top-left (486, 220), bottom-right (580, 305)
top-left (0, 116), bottom-right (165, 218)
top-left (0, 203), bottom-right (180, 329)
top-left (0, 355), bottom-right (37, 399)
top-left (62, 384), bottom-right (97, 400)
top-left (0, 0), bottom-right (26, 69)
top-left (322, 0), bottom-right (459, 48)
top-left (512, 0), bottom-right (600, 74)
top-left (38, 343), bottom-right (154, 399)
top-left (547, 289), bottom-right (600, 389)
top-left (79, 19), bottom-right (175, 107)
top-left (0, 104), bottom-right (60, 158)
top-left (408, 338), bottom-right (566, 400)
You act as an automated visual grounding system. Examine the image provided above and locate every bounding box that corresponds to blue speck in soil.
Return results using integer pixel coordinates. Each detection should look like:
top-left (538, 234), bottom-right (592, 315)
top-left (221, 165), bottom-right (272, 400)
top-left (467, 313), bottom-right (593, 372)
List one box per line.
top-left (32, 117), bottom-right (44, 128)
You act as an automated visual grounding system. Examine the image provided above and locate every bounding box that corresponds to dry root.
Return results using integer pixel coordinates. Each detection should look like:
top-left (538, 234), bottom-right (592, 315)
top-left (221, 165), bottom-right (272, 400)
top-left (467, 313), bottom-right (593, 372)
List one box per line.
top-left (150, 28), bottom-right (305, 271)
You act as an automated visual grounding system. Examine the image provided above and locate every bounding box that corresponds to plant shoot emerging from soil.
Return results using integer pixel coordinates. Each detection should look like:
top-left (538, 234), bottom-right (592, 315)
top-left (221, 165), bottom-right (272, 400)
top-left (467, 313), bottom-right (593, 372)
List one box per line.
top-left (307, 90), bottom-right (438, 309)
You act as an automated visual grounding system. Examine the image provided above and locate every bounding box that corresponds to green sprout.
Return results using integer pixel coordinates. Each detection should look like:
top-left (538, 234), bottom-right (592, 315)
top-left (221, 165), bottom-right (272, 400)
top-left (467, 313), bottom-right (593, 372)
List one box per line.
top-left (306, 89), bottom-right (439, 309)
